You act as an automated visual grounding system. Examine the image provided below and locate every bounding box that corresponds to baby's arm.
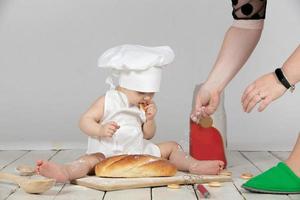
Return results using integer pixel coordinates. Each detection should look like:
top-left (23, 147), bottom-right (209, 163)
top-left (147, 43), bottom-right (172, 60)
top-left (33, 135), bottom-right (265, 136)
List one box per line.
top-left (142, 119), bottom-right (156, 140)
top-left (79, 96), bottom-right (119, 137)
top-left (142, 101), bottom-right (157, 140)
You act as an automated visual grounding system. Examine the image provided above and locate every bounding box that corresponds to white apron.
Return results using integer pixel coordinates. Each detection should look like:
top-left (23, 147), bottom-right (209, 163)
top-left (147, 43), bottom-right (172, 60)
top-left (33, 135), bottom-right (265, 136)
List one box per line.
top-left (86, 89), bottom-right (161, 157)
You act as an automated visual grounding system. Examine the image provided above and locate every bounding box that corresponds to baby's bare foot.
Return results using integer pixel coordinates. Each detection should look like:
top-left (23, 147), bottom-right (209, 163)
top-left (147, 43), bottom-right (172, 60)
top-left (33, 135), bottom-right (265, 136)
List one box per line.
top-left (35, 160), bottom-right (70, 182)
top-left (189, 160), bottom-right (224, 175)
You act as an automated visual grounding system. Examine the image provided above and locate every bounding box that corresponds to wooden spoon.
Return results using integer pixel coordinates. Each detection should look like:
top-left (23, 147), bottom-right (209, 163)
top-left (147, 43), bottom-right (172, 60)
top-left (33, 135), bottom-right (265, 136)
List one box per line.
top-left (0, 172), bottom-right (55, 194)
top-left (16, 165), bottom-right (35, 176)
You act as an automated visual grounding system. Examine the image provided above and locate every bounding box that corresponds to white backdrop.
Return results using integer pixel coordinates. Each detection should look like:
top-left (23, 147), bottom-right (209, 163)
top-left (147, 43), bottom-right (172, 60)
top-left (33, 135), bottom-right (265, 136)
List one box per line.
top-left (0, 0), bottom-right (299, 151)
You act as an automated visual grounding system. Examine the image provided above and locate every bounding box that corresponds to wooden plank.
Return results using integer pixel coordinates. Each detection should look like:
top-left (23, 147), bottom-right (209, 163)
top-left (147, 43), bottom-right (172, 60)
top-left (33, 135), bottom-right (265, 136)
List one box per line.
top-left (48, 149), bottom-right (86, 164)
top-left (0, 150), bottom-right (28, 170)
top-left (55, 184), bottom-right (104, 200)
top-left (244, 193), bottom-right (292, 200)
top-left (6, 184), bottom-right (65, 200)
top-left (0, 150), bottom-right (28, 200)
top-left (73, 172), bottom-right (231, 191)
top-left (195, 182), bottom-right (243, 200)
top-left (0, 182), bottom-right (14, 200)
top-left (289, 195), bottom-right (300, 200)
top-left (227, 151), bottom-right (261, 200)
top-left (104, 188), bottom-right (150, 200)
top-left (0, 150), bottom-right (56, 200)
top-left (241, 151), bottom-right (281, 171)
top-left (228, 151), bottom-right (290, 200)
top-left (271, 151), bottom-right (290, 161)
top-left (152, 185), bottom-right (197, 200)
top-left (1, 150), bottom-right (57, 174)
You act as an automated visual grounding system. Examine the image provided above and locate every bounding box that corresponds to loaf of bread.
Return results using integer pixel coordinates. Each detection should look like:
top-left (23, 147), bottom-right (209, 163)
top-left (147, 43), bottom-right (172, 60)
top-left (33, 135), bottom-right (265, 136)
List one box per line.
top-left (95, 154), bottom-right (177, 178)
top-left (139, 103), bottom-right (146, 112)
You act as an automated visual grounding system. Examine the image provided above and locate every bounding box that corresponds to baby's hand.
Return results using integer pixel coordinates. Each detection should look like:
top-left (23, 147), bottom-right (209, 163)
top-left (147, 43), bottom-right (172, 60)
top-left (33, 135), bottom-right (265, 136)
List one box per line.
top-left (99, 121), bottom-right (120, 137)
top-left (145, 101), bottom-right (157, 121)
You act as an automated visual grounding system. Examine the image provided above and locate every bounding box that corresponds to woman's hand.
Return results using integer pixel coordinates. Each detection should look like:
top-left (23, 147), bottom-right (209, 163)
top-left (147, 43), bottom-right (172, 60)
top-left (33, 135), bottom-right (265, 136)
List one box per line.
top-left (191, 84), bottom-right (221, 122)
top-left (241, 72), bottom-right (287, 113)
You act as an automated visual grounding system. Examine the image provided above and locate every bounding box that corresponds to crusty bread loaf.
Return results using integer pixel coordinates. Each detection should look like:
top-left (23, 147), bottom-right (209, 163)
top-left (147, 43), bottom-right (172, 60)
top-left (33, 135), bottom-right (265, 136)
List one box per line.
top-left (139, 103), bottom-right (146, 112)
top-left (95, 154), bottom-right (177, 178)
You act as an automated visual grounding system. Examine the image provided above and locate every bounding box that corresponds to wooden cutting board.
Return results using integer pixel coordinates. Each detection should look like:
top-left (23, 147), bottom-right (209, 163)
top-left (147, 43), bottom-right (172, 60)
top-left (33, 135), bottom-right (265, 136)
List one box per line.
top-left (71, 172), bottom-right (231, 191)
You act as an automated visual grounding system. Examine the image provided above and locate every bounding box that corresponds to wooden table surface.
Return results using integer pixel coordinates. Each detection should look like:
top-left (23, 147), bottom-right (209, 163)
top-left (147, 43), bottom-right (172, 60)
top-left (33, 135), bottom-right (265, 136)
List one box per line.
top-left (0, 149), bottom-right (298, 200)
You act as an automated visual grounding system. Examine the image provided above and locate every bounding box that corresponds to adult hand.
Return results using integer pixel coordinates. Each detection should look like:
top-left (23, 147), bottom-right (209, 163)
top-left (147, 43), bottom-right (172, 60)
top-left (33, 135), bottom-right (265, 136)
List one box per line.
top-left (241, 72), bottom-right (287, 113)
top-left (191, 84), bottom-right (221, 122)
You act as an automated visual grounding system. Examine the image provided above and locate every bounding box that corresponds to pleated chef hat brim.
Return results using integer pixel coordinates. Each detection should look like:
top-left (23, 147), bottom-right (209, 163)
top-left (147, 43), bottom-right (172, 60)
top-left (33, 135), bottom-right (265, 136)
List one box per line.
top-left (98, 44), bottom-right (175, 92)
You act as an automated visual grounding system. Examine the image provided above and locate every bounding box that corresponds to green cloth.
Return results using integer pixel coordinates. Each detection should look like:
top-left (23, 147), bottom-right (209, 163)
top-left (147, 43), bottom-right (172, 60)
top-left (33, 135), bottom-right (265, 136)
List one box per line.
top-left (242, 162), bottom-right (300, 194)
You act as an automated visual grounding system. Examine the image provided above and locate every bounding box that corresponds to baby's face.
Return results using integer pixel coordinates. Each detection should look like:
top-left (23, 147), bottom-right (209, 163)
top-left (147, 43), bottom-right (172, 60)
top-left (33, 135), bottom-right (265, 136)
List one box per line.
top-left (130, 91), bottom-right (155, 106)
top-left (117, 86), bottom-right (155, 106)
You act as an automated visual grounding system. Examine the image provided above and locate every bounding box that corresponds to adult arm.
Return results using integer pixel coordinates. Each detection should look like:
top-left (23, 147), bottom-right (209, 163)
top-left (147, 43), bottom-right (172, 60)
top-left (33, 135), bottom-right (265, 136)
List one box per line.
top-left (191, 0), bottom-right (267, 120)
top-left (242, 45), bottom-right (300, 112)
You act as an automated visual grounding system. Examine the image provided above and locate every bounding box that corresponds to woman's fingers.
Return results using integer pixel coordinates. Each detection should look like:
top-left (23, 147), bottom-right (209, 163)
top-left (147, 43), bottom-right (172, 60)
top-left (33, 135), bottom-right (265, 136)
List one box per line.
top-left (245, 94), bottom-right (262, 113)
top-left (242, 73), bottom-right (288, 113)
top-left (194, 96), bottom-right (203, 114)
top-left (192, 90), bottom-right (220, 121)
top-left (241, 84), bottom-right (255, 102)
top-left (191, 106), bottom-right (209, 122)
top-left (242, 88), bottom-right (259, 111)
top-left (257, 96), bottom-right (272, 112)
top-left (191, 96), bottom-right (203, 122)
top-left (205, 92), bottom-right (220, 115)
top-left (243, 88), bottom-right (271, 113)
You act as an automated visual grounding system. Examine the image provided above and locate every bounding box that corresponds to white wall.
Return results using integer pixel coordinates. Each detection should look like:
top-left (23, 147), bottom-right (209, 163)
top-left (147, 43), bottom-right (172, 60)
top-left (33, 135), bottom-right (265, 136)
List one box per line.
top-left (0, 0), bottom-right (299, 151)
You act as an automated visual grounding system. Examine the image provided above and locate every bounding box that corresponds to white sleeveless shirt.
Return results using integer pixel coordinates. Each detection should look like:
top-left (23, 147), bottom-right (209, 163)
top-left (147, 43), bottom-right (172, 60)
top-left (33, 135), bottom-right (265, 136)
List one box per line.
top-left (86, 89), bottom-right (161, 157)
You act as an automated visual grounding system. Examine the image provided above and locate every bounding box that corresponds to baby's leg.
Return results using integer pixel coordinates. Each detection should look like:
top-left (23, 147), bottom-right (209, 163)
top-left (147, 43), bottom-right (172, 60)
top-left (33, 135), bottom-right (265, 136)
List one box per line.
top-left (35, 153), bottom-right (105, 182)
top-left (157, 142), bottom-right (224, 175)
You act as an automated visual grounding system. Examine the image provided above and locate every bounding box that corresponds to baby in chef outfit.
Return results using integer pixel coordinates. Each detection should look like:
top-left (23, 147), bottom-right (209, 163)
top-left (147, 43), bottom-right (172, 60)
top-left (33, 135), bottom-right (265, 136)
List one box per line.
top-left (35, 45), bottom-right (224, 182)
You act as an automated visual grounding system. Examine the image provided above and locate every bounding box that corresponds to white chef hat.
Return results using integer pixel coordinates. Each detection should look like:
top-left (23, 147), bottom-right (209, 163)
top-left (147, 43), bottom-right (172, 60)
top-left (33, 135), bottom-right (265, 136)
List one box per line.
top-left (98, 44), bottom-right (175, 92)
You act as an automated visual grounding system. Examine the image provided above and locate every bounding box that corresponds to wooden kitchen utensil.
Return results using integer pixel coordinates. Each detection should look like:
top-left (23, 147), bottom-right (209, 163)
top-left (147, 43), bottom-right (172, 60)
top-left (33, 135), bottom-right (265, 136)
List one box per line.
top-left (72, 171), bottom-right (231, 191)
top-left (0, 171), bottom-right (55, 194)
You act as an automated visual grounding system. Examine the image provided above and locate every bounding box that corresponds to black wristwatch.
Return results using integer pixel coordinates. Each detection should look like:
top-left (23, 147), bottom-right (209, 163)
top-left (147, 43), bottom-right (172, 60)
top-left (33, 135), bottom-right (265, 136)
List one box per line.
top-left (274, 68), bottom-right (295, 93)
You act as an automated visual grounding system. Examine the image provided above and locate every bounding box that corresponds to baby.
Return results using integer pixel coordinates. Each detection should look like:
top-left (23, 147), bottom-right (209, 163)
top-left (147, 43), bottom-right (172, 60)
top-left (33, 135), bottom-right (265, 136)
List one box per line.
top-left (35, 45), bottom-right (224, 182)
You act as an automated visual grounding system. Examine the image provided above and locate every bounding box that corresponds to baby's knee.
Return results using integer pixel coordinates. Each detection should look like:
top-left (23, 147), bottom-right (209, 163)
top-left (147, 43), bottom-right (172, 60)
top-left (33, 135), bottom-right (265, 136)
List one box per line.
top-left (168, 141), bottom-right (183, 151)
top-left (84, 153), bottom-right (105, 175)
top-left (89, 152), bottom-right (105, 162)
